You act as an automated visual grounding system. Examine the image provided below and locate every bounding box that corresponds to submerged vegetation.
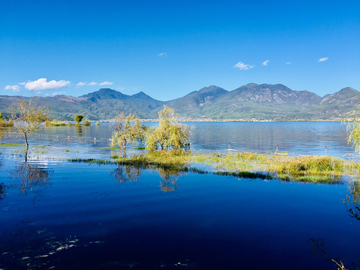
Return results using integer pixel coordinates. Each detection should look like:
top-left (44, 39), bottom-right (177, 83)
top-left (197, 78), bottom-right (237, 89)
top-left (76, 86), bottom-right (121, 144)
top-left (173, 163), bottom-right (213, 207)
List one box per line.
top-left (45, 119), bottom-right (91, 127)
top-left (68, 149), bottom-right (360, 184)
top-left (0, 143), bottom-right (26, 147)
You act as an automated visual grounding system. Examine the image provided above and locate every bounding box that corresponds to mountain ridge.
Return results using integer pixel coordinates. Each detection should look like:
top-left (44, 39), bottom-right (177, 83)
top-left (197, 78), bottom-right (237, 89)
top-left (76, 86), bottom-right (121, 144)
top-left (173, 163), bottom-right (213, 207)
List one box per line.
top-left (0, 84), bottom-right (359, 121)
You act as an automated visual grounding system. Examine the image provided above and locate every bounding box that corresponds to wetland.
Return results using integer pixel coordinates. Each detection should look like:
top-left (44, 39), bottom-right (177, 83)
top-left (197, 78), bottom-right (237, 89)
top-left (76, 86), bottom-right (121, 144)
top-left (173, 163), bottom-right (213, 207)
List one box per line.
top-left (0, 121), bottom-right (359, 270)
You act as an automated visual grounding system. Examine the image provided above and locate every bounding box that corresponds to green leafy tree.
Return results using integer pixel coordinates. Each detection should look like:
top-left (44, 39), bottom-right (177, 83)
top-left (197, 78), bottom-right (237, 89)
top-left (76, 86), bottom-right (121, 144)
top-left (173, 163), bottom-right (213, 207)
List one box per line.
top-left (111, 113), bottom-right (147, 157)
top-left (9, 100), bottom-right (48, 161)
top-left (146, 105), bottom-right (191, 151)
top-left (0, 113), bottom-right (3, 120)
top-left (74, 114), bottom-right (84, 125)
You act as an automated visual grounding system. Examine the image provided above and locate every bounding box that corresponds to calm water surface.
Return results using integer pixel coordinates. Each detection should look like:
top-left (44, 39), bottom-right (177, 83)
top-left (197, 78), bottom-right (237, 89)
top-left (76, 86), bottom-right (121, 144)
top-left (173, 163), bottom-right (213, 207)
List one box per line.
top-left (0, 122), bottom-right (359, 269)
top-left (0, 121), bottom-right (355, 158)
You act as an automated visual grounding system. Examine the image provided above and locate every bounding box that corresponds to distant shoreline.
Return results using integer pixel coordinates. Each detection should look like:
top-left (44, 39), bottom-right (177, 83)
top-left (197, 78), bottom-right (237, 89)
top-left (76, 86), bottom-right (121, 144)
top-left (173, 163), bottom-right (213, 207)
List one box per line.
top-left (96, 118), bottom-right (344, 123)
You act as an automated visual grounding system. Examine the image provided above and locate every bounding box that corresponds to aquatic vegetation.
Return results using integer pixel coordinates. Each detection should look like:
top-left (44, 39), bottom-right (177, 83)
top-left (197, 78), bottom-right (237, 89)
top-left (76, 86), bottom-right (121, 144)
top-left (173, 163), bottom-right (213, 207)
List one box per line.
top-left (33, 145), bottom-right (49, 154)
top-left (308, 235), bottom-right (350, 270)
top-left (342, 181), bottom-right (360, 221)
top-left (68, 158), bottom-right (114, 165)
top-left (68, 148), bottom-right (360, 184)
top-left (0, 143), bottom-right (26, 147)
top-left (46, 120), bottom-right (67, 126)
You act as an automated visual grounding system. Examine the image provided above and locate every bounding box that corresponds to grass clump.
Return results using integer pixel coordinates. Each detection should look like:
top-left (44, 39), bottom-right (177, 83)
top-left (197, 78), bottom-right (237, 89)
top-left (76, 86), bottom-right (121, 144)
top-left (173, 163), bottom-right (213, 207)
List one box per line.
top-left (0, 143), bottom-right (25, 147)
top-left (273, 156), bottom-right (346, 176)
top-left (69, 148), bottom-right (360, 184)
top-left (46, 120), bottom-right (67, 126)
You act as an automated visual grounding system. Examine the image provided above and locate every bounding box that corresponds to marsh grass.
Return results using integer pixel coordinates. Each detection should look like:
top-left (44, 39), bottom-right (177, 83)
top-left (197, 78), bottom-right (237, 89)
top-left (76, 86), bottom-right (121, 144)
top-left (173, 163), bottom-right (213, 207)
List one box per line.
top-left (33, 145), bottom-right (49, 154)
top-left (68, 150), bottom-right (359, 184)
top-left (45, 120), bottom-right (91, 127)
top-left (0, 143), bottom-right (26, 147)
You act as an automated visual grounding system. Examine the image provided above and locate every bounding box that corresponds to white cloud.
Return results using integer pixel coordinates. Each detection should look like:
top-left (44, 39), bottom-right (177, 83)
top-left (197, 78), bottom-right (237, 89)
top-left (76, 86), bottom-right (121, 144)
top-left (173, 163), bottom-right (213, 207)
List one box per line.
top-left (234, 62), bottom-right (253, 70)
top-left (24, 78), bottom-right (70, 91)
top-left (262, 60), bottom-right (270, 66)
top-left (52, 91), bottom-right (66, 96)
top-left (286, 62), bottom-right (291, 65)
top-left (5, 85), bottom-right (20, 92)
top-left (19, 82), bottom-right (26, 85)
top-left (319, 57), bottom-right (329, 62)
top-left (158, 52), bottom-right (167, 57)
top-left (100, 81), bottom-right (113, 86)
top-left (76, 82), bottom-right (86, 88)
top-left (88, 82), bottom-right (97, 86)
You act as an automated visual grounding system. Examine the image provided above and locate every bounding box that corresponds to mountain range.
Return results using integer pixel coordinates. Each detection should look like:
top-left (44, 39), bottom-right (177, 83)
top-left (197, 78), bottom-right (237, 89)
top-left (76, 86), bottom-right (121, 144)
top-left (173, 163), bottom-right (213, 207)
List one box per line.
top-left (1, 83), bottom-right (359, 121)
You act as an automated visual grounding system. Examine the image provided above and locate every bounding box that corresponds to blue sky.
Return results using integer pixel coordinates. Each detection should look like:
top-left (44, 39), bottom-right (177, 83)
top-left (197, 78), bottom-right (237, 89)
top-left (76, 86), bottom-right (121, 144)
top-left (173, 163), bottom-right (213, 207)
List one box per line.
top-left (1, 0), bottom-right (359, 101)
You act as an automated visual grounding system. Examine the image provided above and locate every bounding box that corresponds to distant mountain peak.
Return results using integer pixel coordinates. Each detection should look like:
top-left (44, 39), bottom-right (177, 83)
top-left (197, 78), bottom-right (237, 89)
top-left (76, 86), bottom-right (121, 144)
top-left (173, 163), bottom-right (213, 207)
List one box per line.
top-left (197, 85), bottom-right (228, 94)
top-left (132, 91), bottom-right (157, 100)
top-left (81, 88), bottom-right (128, 100)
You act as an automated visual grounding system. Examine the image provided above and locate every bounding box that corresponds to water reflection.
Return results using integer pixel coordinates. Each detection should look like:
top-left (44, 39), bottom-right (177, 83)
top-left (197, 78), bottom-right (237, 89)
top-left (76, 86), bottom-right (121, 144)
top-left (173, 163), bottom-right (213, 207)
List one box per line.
top-left (110, 164), bottom-right (183, 192)
top-left (158, 167), bottom-right (180, 192)
top-left (75, 125), bottom-right (83, 136)
top-left (0, 182), bottom-right (5, 199)
top-left (110, 164), bottom-right (141, 183)
top-left (343, 181), bottom-right (360, 221)
top-left (10, 162), bottom-right (53, 196)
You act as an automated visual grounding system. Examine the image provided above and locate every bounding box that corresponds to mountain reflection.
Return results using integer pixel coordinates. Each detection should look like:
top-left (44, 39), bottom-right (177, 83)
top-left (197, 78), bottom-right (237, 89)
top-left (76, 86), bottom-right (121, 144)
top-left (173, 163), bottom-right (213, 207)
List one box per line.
top-left (10, 162), bottom-right (53, 196)
top-left (110, 164), bottom-right (183, 192)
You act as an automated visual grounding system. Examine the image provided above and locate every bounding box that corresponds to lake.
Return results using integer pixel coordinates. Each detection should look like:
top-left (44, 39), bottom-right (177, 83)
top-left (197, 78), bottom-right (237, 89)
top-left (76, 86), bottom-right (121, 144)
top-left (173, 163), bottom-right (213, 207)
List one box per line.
top-left (0, 122), bottom-right (359, 269)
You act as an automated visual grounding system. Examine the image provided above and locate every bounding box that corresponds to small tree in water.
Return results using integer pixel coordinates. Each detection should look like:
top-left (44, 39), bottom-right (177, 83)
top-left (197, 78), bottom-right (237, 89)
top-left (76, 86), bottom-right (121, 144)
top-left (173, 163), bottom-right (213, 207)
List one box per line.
top-left (9, 100), bottom-right (48, 160)
top-left (74, 114), bottom-right (84, 125)
top-left (111, 113), bottom-right (147, 157)
top-left (146, 105), bottom-right (191, 151)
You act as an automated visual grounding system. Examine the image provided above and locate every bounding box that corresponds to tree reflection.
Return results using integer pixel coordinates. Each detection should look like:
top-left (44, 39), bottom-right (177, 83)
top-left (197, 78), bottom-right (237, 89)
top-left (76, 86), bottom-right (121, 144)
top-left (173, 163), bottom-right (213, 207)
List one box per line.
top-left (158, 167), bottom-right (180, 192)
top-left (0, 183), bottom-right (5, 199)
top-left (110, 163), bottom-right (183, 192)
top-left (10, 162), bottom-right (53, 196)
top-left (110, 164), bottom-right (141, 183)
top-left (75, 125), bottom-right (83, 136)
top-left (342, 181), bottom-right (360, 221)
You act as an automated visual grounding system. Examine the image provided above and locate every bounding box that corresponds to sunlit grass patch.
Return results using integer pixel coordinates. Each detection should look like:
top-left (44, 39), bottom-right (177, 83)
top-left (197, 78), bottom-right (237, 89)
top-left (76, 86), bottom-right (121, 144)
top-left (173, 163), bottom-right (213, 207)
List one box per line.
top-left (68, 149), bottom-right (360, 184)
top-left (0, 143), bottom-right (25, 147)
top-left (68, 158), bottom-right (114, 165)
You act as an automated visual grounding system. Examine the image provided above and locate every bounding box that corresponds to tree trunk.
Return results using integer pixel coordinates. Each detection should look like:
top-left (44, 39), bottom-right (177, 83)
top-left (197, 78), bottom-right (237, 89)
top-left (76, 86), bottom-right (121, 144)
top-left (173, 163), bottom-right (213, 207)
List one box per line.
top-left (24, 132), bottom-right (29, 163)
top-left (122, 140), bottom-right (127, 158)
top-left (24, 132), bottom-right (29, 149)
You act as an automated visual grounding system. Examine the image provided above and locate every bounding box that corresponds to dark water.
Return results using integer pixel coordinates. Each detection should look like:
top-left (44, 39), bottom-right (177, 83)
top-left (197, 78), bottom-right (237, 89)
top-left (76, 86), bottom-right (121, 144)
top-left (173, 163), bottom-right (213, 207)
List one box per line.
top-left (0, 122), bottom-right (359, 269)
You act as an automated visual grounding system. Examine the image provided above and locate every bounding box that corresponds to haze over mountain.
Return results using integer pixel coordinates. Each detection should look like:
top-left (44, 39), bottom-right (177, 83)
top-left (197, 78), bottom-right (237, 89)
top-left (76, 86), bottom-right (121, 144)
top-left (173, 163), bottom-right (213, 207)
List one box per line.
top-left (0, 84), bottom-right (359, 121)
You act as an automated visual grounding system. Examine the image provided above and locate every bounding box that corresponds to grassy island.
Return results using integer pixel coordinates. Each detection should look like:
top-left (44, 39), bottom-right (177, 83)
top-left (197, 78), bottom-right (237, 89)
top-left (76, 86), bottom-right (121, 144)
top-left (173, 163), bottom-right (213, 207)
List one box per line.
top-left (69, 150), bottom-right (360, 184)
